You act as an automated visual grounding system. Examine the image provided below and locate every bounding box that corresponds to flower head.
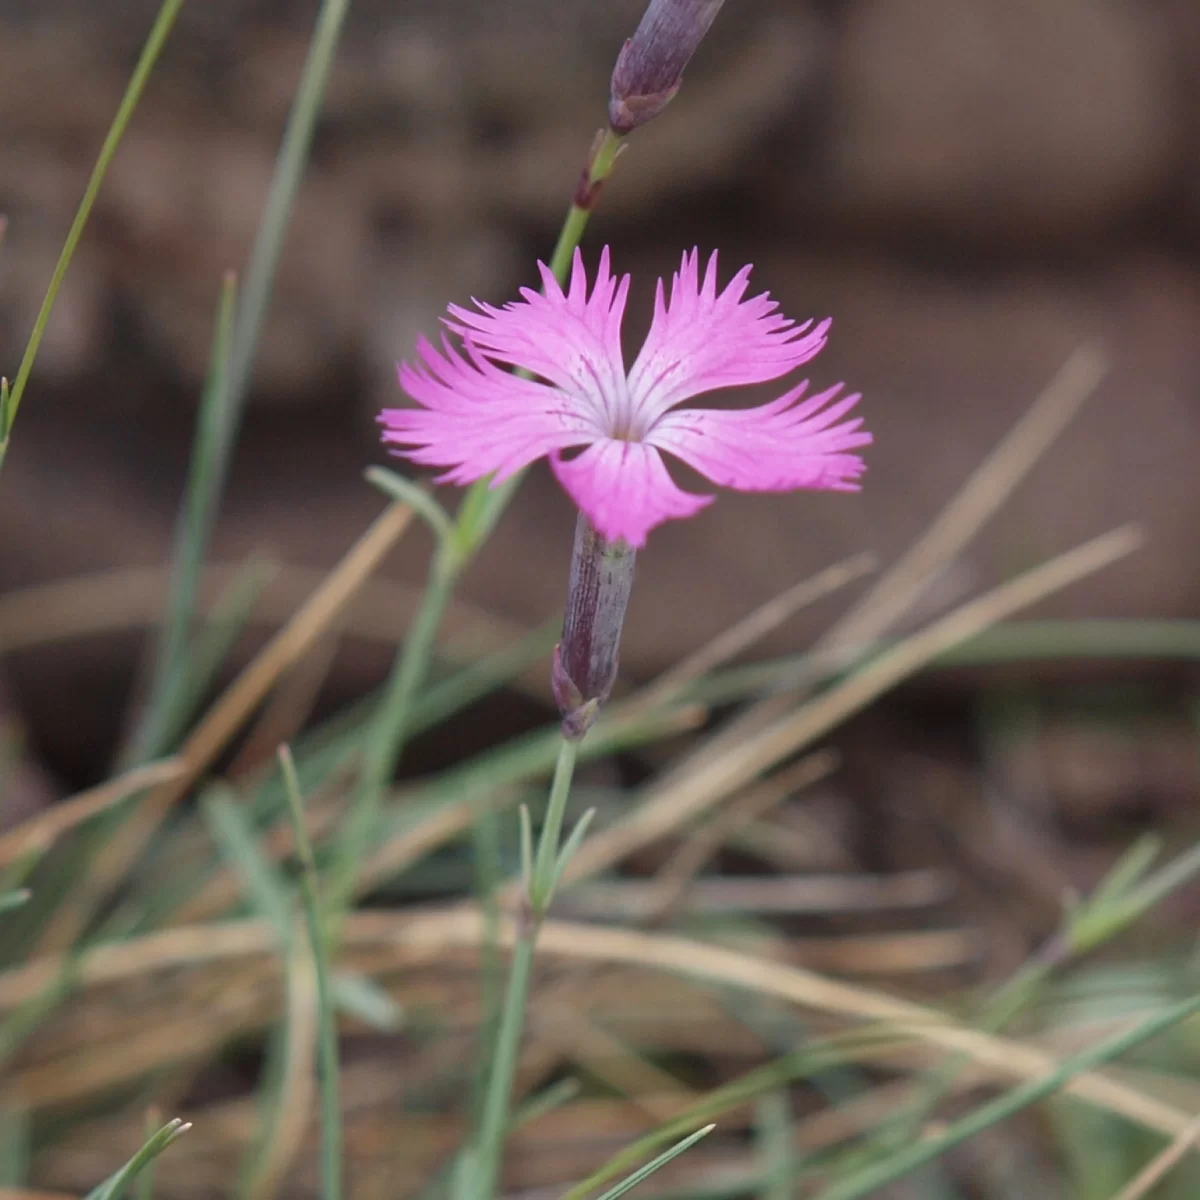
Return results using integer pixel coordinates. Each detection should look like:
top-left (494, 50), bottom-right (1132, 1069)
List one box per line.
top-left (380, 247), bottom-right (870, 549)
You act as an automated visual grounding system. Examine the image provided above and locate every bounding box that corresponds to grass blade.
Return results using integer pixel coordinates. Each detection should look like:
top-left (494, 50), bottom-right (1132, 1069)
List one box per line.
top-left (82, 1118), bottom-right (190, 1200)
top-left (202, 789), bottom-right (293, 943)
top-left (592, 1125), bottom-right (717, 1200)
top-left (126, 272), bottom-right (238, 764)
top-left (817, 991), bottom-right (1200, 1200)
top-left (3, 0), bottom-right (188, 450)
top-left (278, 745), bottom-right (343, 1200)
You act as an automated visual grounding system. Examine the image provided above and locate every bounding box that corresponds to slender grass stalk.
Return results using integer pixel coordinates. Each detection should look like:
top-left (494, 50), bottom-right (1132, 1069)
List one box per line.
top-left (470, 738), bottom-right (581, 1200)
top-left (23, 0), bottom-right (364, 964)
top-left (219, 0), bottom-right (353, 443)
top-left (0, 891), bottom-right (30, 915)
top-left (593, 1125), bottom-right (716, 1200)
top-left (470, 933), bottom-right (537, 1200)
top-left (140, 557), bottom-right (278, 761)
top-left (135, 1108), bottom-right (164, 1200)
top-left (325, 551), bottom-right (461, 917)
top-left (509, 1078), bottom-right (582, 1131)
top-left (858, 835), bottom-right (1200, 1164)
top-left (468, 796), bottom-right (505, 1131)
top-left (0, 379), bottom-right (12, 474)
top-left (2, 0), bottom-right (188, 463)
top-left (279, 746), bottom-right (342, 1200)
top-left (529, 739), bottom-right (582, 909)
top-left (82, 1119), bottom-right (190, 1200)
top-left (128, 0), bottom-right (354, 765)
top-left (559, 1035), bottom-right (889, 1200)
top-left (818, 991), bottom-right (1200, 1200)
top-left (756, 1092), bottom-right (795, 1200)
top-left (127, 272), bottom-right (239, 765)
top-left (0, 1102), bottom-right (28, 1188)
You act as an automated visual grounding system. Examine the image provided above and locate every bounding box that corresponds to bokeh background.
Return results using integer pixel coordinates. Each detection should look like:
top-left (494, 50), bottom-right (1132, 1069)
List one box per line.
top-left (3, 0), bottom-right (1199, 666)
top-left (2, 4), bottom-right (1200, 1192)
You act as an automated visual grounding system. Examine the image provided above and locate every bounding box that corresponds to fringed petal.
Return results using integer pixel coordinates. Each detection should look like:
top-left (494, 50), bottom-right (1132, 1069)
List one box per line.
top-left (381, 333), bottom-right (600, 485)
top-left (549, 440), bottom-right (712, 548)
top-left (446, 247), bottom-right (633, 431)
top-left (646, 381), bottom-right (871, 493)
top-left (626, 249), bottom-right (830, 428)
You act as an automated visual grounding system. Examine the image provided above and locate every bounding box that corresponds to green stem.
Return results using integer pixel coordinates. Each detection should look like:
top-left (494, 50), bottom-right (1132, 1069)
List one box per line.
top-left (471, 934), bottom-right (538, 1200)
top-left (530, 738), bottom-right (582, 911)
top-left (471, 738), bottom-right (580, 1200)
top-left (323, 129), bottom-right (626, 917)
top-left (545, 130), bottom-right (624, 284)
top-left (469, 797), bottom-right (505, 1129)
top-left (279, 748), bottom-right (342, 1200)
top-left (326, 549), bottom-right (461, 917)
top-left (868, 957), bottom-right (1049, 1155)
top-left (126, 0), bottom-right (351, 765)
top-left (4, 0), bottom-right (188, 436)
top-left (222, 0), bottom-right (352, 428)
top-left (126, 272), bottom-right (238, 765)
top-left (458, 130), bottom-right (625, 552)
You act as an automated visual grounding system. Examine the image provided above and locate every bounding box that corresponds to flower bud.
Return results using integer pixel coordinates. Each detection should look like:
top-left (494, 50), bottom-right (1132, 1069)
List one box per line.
top-left (609, 0), bottom-right (726, 134)
top-left (553, 514), bottom-right (637, 739)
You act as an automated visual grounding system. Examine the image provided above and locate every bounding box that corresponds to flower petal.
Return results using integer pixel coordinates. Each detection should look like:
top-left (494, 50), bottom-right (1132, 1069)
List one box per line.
top-left (446, 247), bottom-right (633, 433)
top-left (550, 440), bottom-right (713, 548)
top-left (380, 334), bottom-right (599, 486)
top-left (626, 249), bottom-right (831, 428)
top-left (646, 381), bottom-right (871, 494)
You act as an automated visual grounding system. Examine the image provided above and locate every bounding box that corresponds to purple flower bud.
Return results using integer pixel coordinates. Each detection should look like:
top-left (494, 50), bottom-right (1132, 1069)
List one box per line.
top-left (609, 0), bottom-right (726, 134)
top-left (553, 514), bottom-right (637, 739)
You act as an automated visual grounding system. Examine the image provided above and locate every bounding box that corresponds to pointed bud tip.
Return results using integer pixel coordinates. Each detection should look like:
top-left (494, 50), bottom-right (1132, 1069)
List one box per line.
top-left (609, 0), bottom-right (726, 133)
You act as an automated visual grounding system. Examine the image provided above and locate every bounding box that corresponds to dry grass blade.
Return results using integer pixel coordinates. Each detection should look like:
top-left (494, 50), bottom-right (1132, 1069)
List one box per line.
top-left (358, 704), bottom-right (706, 902)
top-left (0, 1191), bottom-right (78, 1200)
top-left (562, 524), bottom-right (1142, 889)
top-left (536, 1001), bottom-right (697, 1123)
top-left (0, 565), bottom-right (526, 658)
top-left (654, 346), bottom-right (1109, 804)
top-left (631, 553), bottom-right (876, 711)
top-left (561, 871), bottom-right (951, 921)
top-left (1109, 1113), bottom-right (1200, 1200)
top-left (2, 909), bottom-right (1190, 1140)
top-left (243, 928), bottom-right (319, 1200)
top-left (226, 634), bottom-right (342, 778)
top-left (0, 759), bottom-right (186, 869)
top-left (636, 756), bottom-right (839, 923)
top-left (823, 343), bottom-right (1107, 651)
top-left (36, 501), bottom-right (415, 953)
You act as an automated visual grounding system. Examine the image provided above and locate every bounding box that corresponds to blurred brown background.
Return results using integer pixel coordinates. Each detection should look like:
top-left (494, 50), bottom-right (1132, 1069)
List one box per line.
top-left (4, 9), bottom-right (1200, 1192)
top-left (1, 0), bottom-right (1198, 680)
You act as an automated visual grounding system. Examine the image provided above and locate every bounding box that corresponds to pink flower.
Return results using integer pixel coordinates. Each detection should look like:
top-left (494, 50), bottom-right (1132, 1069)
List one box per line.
top-left (379, 247), bottom-right (870, 549)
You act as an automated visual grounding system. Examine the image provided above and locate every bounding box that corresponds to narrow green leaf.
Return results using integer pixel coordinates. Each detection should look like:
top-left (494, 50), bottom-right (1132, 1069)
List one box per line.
top-left (82, 1118), bottom-right (190, 1200)
top-left (5, 0), bottom-right (189, 435)
top-left (0, 1104), bottom-right (29, 1187)
top-left (756, 1092), bottom-right (794, 1200)
top-left (592, 1125), bottom-right (717, 1200)
top-left (548, 807), bottom-right (596, 898)
top-left (332, 970), bottom-right (405, 1031)
top-left (1087, 834), bottom-right (1163, 911)
top-left (364, 467), bottom-right (455, 546)
top-left (518, 804), bottom-right (533, 891)
top-left (509, 1078), bottom-right (582, 1132)
top-left (0, 890), bottom-right (30, 915)
top-left (278, 745), bottom-right (343, 1200)
top-left (202, 789), bottom-right (293, 945)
